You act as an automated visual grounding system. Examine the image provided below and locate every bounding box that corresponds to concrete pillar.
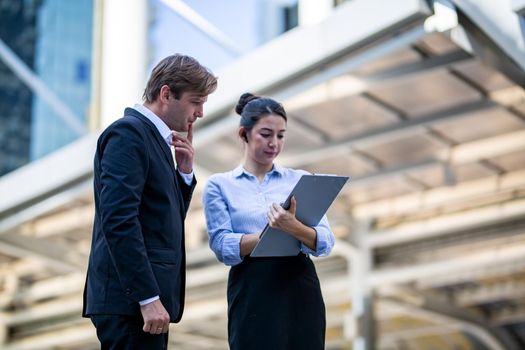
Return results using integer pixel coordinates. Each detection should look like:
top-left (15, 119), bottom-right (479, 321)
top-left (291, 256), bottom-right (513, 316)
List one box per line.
top-left (349, 220), bottom-right (376, 350)
top-left (298, 0), bottom-right (333, 26)
top-left (97, 0), bottom-right (149, 129)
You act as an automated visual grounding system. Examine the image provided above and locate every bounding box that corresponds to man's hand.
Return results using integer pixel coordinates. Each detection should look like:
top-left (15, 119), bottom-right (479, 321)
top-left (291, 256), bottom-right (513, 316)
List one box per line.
top-left (140, 299), bottom-right (170, 334)
top-left (172, 123), bottom-right (194, 174)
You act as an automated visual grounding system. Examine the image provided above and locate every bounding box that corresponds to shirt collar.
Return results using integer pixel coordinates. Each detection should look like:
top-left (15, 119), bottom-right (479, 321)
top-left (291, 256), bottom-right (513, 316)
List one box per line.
top-left (232, 164), bottom-right (284, 178)
top-left (232, 165), bottom-right (245, 178)
top-left (133, 104), bottom-right (172, 145)
top-left (272, 164), bottom-right (285, 176)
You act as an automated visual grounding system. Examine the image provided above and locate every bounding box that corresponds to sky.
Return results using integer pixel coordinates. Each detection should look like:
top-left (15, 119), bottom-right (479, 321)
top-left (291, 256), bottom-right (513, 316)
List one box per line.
top-left (149, 0), bottom-right (264, 71)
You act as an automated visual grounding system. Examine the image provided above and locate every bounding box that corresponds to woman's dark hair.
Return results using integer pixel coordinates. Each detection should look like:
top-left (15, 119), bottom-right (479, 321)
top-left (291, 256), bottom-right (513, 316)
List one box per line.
top-left (235, 93), bottom-right (287, 141)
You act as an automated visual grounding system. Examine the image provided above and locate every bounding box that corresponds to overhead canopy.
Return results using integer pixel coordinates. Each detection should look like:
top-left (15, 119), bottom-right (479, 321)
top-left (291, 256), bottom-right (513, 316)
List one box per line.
top-left (0, 0), bottom-right (524, 349)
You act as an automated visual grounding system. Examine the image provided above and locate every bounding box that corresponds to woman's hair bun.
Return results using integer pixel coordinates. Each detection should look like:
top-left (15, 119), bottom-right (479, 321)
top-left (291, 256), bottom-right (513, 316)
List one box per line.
top-left (235, 92), bottom-right (259, 116)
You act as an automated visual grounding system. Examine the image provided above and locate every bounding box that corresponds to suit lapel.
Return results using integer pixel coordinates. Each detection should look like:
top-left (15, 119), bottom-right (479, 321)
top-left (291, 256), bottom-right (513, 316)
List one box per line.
top-left (126, 109), bottom-right (185, 210)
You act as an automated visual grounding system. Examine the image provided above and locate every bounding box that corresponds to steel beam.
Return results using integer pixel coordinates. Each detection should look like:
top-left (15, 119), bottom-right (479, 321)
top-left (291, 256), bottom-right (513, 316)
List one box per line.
top-left (366, 198), bottom-right (525, 248)
top-left (0, 39), bottom-right (85, 136)
top-left (353, 169), bottom-right (525, 218)
top-left (194, 0), bottom-right (432, 141)
top-left (284, 50), bottom-right (471, 112)
top-left (0, 134), bottom-right (96, 218)
top-left (1, 323), bottom-right (96, 350)
top-left (350, 128), bottom-right (525, 188)
top-left (0, 241), bottom-right (74, 274)
top-left (512, 0), bottom-right (525, 16)
top-left (381, 295), bottom-right (520, 350)
top-left (159, 0), bottom-right (242, 56)
top-left (453, 281), bottom-right (525, 307)
top-left (368, 243), bottom-right (525, 287)
top-left (195, 23), bottom-right (432, 150)
top-left (0, 181), bottom-right (92, 236)
top-left (278, 100), bottom-right (492, 168)
top-left (0, 232), bottom-right (84, 270)
top-left (451, 0), bottom-right (525, 73)
top-left (11, 273), bottom-right (85, 305)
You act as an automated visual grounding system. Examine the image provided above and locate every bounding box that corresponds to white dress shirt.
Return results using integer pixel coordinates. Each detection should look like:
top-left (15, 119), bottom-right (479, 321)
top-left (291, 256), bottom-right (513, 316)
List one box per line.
top-left (203, 165), bottom-right (335, 266)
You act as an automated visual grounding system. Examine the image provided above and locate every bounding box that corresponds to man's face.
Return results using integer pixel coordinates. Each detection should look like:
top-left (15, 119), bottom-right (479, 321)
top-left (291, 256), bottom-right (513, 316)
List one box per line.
top-left (165, 91), bottom-right (208, 132)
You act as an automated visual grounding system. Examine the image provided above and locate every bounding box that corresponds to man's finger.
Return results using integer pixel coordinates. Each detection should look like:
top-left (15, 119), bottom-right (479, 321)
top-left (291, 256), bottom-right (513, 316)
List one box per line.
top-left (174, 148), bottom-right (191, 156)
top-left (187, 123), bottom-right (193, 143)
top-left (174, 148), bottom-right (193, 160)
top-left (174, 145), bottom-right (190, 154)
top-left (174, 141), bottom-right (193, 151)
top-left (172, 134), bottom-right (189, 144)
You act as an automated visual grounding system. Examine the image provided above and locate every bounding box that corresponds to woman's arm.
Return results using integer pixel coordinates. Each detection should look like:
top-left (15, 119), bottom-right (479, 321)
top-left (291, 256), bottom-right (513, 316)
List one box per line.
top-left (240, 233), bottom-right (261, 257)
top-left (202, 178), bottom-right (259, 265)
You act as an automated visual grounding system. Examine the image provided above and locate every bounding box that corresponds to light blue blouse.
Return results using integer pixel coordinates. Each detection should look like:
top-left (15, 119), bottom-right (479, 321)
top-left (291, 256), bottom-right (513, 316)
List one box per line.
top-left (202, 164), bottom-right (335, 266)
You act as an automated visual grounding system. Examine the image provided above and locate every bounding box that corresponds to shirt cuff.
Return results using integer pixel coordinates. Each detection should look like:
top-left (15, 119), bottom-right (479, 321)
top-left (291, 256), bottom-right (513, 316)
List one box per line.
top-left (301, 227), bottom-right (329, 256)
top-left (178, 170), bottom-right (194, 185)
top-left (222, 233), bottom-right (244, 266)
top-left (139, 295), bottom-right (159, 306)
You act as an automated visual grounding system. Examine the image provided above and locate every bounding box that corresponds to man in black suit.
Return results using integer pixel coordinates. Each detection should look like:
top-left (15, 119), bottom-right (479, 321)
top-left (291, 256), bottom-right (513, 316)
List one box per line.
top-left (83, 54), bottom-right (217, 349)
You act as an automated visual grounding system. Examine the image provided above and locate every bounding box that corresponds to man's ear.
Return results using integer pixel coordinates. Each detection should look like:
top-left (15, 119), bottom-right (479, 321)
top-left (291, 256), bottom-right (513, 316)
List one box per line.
top-left (160, 85), bottom-right (171, 102)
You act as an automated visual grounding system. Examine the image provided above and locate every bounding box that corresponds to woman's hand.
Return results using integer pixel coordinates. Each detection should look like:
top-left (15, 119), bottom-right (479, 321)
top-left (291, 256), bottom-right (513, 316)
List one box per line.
top-left (267, 196), bottom-right (298, 233)
top-left (267, 196), bottom-right (317, 250)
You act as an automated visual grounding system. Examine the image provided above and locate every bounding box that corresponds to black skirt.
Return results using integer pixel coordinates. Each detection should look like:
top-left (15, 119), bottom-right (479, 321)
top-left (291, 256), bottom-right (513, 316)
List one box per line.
top-left (227, 253), bottom-right (326, 350)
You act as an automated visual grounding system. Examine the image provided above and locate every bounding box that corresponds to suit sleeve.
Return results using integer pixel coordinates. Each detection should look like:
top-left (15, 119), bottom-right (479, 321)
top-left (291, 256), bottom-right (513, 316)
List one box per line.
top-left (97, 122), bottom-right (160, 303)
top-left (176, 171), bottom-right (196, 214)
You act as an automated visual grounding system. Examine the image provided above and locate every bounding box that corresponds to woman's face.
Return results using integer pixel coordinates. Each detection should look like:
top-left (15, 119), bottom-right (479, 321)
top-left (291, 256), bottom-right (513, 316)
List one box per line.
top-left (244, 114), bottom-right (286, 166)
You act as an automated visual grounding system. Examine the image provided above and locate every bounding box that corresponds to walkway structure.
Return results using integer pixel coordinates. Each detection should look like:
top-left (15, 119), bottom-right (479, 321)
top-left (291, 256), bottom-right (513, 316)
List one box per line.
top-left (0, 0), bottom-right (524, 349)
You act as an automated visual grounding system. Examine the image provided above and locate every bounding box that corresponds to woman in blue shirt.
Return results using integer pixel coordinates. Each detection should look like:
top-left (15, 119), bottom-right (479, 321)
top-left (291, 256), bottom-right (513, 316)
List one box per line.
top-left (202, 93), bottom-right (335, 350)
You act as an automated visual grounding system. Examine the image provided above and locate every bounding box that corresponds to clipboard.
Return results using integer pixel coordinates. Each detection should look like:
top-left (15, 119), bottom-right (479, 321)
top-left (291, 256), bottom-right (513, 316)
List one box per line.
top-left (250, 174), bottom-right (349, 257)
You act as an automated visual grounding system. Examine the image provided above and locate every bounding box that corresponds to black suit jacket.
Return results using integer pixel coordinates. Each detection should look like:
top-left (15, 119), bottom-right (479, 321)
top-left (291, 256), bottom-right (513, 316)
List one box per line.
top-left (83, 108), bottom-right (195, 322)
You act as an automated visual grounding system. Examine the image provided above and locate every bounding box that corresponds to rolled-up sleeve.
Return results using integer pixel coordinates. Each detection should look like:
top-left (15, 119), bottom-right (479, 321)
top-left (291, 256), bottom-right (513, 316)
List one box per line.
top-left (301, 214), bottom-right (334, 257)
top-left (202, 178), bottom-right (243, 266)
